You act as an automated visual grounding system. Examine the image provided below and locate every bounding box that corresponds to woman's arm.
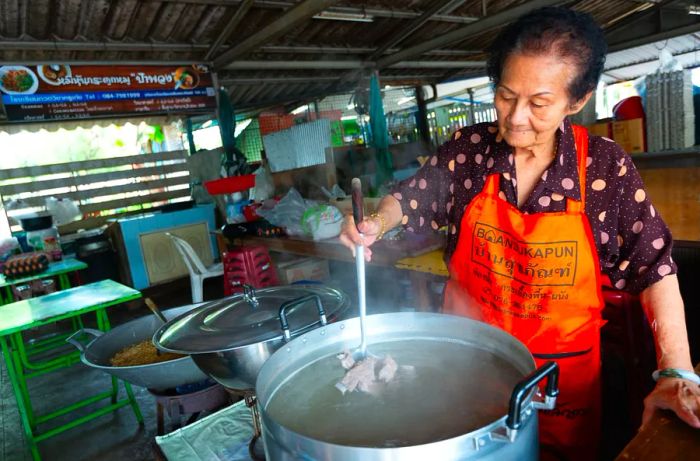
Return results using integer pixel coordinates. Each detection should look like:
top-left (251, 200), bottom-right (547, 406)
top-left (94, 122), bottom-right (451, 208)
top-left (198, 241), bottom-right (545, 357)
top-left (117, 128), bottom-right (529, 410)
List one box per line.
top-left (639, 274), bottom-right (700, 428)
top-left (339, 195), bottom-right (403, 261)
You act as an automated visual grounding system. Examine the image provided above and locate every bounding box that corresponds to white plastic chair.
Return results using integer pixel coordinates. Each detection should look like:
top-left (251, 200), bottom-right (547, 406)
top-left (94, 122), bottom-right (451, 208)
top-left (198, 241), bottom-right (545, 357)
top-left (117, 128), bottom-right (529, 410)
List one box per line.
top-left (166, 233), bottom-right (224, 303)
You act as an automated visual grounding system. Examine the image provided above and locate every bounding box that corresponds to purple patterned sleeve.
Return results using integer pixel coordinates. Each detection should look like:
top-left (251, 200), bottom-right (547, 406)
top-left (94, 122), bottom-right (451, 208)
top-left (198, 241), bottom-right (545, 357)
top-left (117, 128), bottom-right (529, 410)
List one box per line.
top-left (598, 146), bottom-right (677, 293)
top-left (390, 141), bottom-right (453, 233)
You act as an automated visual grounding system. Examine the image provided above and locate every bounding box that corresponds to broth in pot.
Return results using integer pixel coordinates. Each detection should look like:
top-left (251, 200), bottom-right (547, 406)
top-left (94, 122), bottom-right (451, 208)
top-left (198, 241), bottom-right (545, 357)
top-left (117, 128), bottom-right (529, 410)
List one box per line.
top-left (265, 339), bottom-right (523, 447)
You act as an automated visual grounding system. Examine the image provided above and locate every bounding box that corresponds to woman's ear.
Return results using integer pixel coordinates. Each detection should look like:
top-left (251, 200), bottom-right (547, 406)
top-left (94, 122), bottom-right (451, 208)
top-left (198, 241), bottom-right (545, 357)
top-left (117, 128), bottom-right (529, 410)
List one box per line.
top-left (568, 91), bottom-right (594, 115)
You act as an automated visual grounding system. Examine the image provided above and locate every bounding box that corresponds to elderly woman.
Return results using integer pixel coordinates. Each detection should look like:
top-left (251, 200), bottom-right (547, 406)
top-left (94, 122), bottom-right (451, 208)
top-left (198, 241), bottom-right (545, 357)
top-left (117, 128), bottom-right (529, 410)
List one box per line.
top-left (340, 6), bottom-right (699, 461)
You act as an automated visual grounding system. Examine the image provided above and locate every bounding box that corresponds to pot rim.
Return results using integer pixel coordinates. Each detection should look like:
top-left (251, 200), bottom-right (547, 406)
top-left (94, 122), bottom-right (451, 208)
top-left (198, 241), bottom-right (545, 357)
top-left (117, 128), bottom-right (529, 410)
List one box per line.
top-left (260, 401), bottom-right (536, 453)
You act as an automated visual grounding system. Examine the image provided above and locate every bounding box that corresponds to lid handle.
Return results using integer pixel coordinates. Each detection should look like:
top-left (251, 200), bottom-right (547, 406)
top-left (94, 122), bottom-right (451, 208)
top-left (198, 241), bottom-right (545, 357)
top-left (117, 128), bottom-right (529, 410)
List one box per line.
top-left (243, 284), bottom-right (259, 308)
top-left (278, 294), bottom-right (327, 342)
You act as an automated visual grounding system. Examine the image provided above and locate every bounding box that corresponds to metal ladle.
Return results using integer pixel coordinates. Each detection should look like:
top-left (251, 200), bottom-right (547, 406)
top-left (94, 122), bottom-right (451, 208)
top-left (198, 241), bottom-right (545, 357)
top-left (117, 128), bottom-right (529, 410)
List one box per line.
top-left (351, 177), bottom-right (370, 361)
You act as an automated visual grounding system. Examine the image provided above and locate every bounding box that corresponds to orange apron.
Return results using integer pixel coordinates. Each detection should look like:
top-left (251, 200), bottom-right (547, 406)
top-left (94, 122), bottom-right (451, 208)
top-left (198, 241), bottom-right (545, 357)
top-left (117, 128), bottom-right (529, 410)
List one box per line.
top-left (444, 125), bottom-right (604, 461)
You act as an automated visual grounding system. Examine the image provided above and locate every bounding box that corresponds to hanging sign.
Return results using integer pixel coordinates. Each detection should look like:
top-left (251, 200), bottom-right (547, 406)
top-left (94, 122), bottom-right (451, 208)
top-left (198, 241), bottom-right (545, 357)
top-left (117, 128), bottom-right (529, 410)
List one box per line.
top-left (0, 64), bottom-right (217, 122)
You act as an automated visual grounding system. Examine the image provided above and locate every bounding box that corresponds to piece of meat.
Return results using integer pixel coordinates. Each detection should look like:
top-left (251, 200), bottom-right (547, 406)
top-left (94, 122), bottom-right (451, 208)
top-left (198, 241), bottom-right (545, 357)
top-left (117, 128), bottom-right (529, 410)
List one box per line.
top-left (336, 354), bottom-right (404, 395)
top-left (336, 349), bottom-right (355, 370)
top-left (336, 356), bottom-right (377, 394)
top-left (377, 355), bottom-right (398, 383)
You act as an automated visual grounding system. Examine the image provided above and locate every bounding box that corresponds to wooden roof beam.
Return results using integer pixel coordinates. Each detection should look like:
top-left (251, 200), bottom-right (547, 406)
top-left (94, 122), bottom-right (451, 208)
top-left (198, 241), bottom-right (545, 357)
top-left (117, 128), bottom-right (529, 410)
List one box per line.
top-left (212, 0), bottom-right (339, 69)
top-left (151, 0), bottom-right (478, 24)
top-left (377, 0), bottom-right (570, 69)
top-left (204, 0), bottom-right (255, 61)
top-left (223, 60), bottom-right (485, 70)
top-left (370, 0), bottom-right (467, 60)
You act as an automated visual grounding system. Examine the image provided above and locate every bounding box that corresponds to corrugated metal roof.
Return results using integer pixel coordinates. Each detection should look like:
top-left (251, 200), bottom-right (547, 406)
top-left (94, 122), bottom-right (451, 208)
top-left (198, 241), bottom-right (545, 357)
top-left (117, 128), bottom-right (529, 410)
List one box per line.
top-left (603, 34), bottom-right (700, 82)
top-left (0, 0), bottom-right (698, 112)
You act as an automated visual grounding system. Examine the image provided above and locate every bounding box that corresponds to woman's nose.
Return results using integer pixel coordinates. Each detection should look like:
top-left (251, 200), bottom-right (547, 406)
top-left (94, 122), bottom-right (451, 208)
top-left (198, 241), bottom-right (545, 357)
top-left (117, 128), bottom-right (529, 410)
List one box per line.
top-left (508, 100), bottom-right (529, 125)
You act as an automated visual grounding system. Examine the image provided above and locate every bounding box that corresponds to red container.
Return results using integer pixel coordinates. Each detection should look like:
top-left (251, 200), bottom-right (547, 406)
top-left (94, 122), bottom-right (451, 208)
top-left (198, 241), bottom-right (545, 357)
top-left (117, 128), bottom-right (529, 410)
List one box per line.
top-left (613, 96), bottom-right (645, 121)
top-left (204, 175), bottom-right (255, 195)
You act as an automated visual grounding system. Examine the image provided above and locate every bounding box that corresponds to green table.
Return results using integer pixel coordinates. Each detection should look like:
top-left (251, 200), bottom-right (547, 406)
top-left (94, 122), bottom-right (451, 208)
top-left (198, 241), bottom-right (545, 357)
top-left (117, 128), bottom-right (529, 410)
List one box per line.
top-left (0, 257), bottom-right (88, 304)
top-left (0, 279), bottom-right (144, 461)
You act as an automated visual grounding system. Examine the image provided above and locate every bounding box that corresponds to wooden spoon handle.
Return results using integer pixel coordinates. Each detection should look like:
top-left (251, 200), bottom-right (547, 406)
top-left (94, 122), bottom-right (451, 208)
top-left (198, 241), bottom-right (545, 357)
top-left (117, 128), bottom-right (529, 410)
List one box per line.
top-left (145, 298), bottom-right (168, 324)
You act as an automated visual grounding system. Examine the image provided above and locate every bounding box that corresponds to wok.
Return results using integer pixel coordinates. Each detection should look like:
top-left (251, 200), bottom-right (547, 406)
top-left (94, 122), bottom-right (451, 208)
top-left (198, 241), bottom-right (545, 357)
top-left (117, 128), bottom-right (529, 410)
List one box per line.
top-left (67, 304), bottom-right (208, 391)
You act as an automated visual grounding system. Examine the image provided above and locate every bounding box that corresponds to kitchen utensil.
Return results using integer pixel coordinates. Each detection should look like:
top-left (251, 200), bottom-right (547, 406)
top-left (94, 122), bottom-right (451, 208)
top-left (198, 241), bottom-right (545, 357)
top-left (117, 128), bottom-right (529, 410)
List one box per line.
top-left (350, 177), bottom-right (369, 361)
top-left (66, 304), bottom-right (208, 391)
top-left (153, 284), bottom-right (350, 390)
top-left (256, 312), bottom-right (559, 460)
top-left (144, 298), bottom-right (166, 356)
top-left (145, 298), bottom-right (167, 324)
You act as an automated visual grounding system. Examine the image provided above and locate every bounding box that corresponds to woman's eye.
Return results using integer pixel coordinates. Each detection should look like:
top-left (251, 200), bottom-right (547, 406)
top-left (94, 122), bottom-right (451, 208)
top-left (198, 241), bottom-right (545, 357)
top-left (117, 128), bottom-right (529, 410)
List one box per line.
top-left (531, 102), bottom-right (547, 108)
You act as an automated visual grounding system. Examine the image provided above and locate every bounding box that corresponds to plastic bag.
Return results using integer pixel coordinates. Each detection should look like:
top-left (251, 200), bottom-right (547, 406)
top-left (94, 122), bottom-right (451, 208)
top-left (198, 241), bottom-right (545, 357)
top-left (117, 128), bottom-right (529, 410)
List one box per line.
top-left (45, 197), bottom-right (81, 225)
top-left (320, 184), bottom-right (347, 200)
top-left (256, 188), bottom-right (314, 236)
top-left (250, 162), bottom-right (274, 201)
top-left (301, 205), bottom-right (343, 240)
top-left (657, 49), bottom-right (683, 73)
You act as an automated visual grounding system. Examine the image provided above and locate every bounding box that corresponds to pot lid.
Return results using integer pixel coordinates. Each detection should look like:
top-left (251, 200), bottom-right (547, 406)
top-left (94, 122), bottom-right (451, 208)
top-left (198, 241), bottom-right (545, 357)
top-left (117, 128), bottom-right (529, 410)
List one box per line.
top-left (154, 284), bottom-right (350, 354)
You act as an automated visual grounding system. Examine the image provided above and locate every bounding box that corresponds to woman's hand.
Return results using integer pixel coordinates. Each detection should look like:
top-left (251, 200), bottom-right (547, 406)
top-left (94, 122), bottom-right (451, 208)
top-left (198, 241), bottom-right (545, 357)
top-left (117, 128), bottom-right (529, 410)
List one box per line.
top-left (642, 377), bottom-right (700, 429)
top-left (339, 214), bottom-right (382, 262)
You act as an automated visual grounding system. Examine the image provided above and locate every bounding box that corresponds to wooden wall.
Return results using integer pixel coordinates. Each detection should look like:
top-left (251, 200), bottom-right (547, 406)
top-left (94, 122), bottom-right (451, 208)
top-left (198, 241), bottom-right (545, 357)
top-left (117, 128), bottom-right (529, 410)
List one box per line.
top-left (639, 167), bottom-right (700, 242)
top-left (0, 150), bottom-right (191, 235)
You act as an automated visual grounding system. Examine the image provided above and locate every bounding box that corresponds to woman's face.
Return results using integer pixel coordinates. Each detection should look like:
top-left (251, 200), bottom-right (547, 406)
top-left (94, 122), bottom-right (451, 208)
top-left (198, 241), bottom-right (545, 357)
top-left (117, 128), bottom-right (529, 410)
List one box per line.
top-left (494, 52), bottom-right (589, 151)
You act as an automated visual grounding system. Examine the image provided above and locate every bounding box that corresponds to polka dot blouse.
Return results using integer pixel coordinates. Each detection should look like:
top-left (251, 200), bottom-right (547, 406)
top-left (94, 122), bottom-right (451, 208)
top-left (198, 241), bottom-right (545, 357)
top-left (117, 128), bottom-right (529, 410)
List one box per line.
top-left (391, 118), bottom-right (676, 294)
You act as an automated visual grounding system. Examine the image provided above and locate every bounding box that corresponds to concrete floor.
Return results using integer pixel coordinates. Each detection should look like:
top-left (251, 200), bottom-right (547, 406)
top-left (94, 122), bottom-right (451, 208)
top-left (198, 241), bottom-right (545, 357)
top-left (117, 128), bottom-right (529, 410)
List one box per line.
top-left (0, 260), bottom-right (426, 461)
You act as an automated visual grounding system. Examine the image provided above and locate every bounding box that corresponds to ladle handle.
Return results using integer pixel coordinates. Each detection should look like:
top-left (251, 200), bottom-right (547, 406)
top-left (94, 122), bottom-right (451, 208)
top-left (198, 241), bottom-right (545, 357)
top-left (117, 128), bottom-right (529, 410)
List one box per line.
top-left (278, 294), bottom-right (327, 342)
top-left (145, 298), bottom-right (168, 324)
top-left (505, 361), bottom-right (559, 440)
top-left (351, 177), bottom-right (364, 233)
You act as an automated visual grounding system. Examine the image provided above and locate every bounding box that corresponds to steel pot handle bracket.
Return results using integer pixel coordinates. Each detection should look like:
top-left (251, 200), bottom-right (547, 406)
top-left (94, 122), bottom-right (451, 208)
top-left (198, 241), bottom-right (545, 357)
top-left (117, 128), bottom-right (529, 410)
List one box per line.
top-left (66, 328), bottom-right (105, 353)
top-left (278, 294), bottom-right (328, 342)
top-left (504, 361), bottom-right (559, 442)
top-left (243, 284), bottom-right (259, 308)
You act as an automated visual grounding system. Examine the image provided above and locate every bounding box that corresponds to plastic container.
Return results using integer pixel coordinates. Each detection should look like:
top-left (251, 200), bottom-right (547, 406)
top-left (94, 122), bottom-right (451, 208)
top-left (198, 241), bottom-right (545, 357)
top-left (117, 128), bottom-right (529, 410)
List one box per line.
top-left (25, 217), bottom-right (62, 261)
top-left (20, 215), bottom-right (53, 232)
top-left (613, 96), bottom-right (645, 121)
top-left (204, 175), bottom-right (255, 195)
top-left (76, 231), bottom-right (118, 284)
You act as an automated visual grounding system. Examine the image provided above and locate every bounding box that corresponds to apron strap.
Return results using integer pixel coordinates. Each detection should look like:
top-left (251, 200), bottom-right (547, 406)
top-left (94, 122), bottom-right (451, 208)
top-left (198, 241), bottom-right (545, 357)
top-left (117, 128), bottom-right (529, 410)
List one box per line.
top-left (484, 172), bottom-right (500, 196)
top-left (566, 125), bottom-right (590, 214)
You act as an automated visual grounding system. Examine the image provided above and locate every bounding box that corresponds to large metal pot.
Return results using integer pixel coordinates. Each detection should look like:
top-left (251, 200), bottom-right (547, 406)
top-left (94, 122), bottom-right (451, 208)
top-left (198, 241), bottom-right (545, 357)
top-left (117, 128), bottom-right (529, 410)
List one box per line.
top-left (256, 312), bottom-right (558, 461)
top-left (153, 284), bottom-right (350, 390)
top-left (67, 304), bottom-right (208, 391)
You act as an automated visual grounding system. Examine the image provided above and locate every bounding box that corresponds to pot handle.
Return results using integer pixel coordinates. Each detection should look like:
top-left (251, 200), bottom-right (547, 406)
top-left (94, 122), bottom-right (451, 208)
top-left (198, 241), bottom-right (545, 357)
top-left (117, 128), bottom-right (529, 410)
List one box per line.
top-left (66, 328), bottom-right (105, 353)
top-left (278, 294), bottom-right (327, 342)
top-left (505, 361), bottom-right (559, 442)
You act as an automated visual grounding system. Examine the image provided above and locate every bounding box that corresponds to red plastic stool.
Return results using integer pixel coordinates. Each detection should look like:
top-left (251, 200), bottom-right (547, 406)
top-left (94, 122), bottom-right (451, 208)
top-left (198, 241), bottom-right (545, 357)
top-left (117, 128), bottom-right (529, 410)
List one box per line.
top-left (222, 245), bottom-right (279, 295)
